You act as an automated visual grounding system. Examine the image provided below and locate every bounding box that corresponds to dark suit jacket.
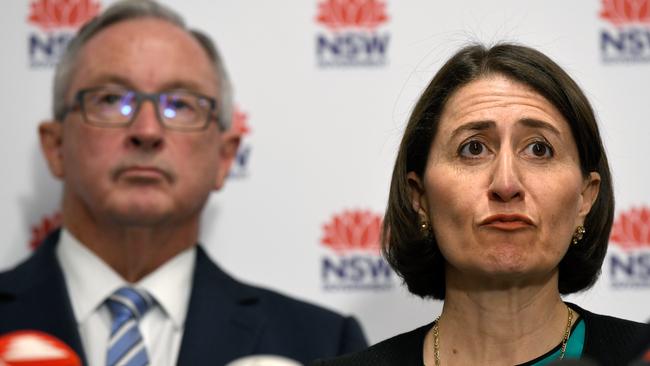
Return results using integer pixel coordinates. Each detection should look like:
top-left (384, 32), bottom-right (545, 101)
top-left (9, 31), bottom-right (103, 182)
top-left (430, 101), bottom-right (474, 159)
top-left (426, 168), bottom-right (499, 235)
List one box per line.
top-left (313, 303), bottom-right (650, 366)
top-left (0, 231), bottom-right (367, 365)
top-left (624, 324), bottom-right (650, 365)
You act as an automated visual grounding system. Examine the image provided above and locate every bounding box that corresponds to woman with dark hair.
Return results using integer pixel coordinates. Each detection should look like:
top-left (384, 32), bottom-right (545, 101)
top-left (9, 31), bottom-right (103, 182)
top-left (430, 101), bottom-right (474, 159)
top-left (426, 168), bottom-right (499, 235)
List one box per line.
top-left (314, 43), bottom-right (649, 366)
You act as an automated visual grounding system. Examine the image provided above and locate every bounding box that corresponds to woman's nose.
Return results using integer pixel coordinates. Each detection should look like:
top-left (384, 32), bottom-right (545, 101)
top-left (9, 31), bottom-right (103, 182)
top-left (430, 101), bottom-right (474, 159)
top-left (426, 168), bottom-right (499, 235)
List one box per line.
top-left (487, 151), bottom-right (524, 202)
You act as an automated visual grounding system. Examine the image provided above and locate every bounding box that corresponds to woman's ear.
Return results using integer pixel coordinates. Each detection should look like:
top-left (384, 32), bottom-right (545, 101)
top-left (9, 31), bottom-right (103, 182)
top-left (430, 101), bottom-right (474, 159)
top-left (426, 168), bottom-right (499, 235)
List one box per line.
top-left (407, 171), bottom-right (429, 217)
top-left (577, 171), bottom-right (601, 224)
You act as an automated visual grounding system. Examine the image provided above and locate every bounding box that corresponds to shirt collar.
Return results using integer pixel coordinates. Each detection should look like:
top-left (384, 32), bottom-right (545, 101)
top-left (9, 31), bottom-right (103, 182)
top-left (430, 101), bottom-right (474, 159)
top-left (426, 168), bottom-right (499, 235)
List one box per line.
top-left (56, 228), bottom-right (196, 330)
top-left (138, 243), bottom-right (195, 329)
top-left (56, 229), bottom-right (123, 324)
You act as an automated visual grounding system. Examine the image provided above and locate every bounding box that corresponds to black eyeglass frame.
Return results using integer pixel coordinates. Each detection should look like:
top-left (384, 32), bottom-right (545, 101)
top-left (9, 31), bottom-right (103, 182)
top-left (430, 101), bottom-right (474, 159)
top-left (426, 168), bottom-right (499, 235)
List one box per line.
top-left (59, 87), bottom-right (222, 131)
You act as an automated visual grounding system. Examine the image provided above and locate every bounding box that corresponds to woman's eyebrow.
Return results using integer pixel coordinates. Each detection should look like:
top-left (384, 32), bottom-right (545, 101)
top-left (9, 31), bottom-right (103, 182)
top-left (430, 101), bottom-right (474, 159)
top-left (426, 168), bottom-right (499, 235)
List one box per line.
top-left (450, 120), bottom-right (495, 139)
top-left (449, 119), bottom-right (562, 140)
top-left (519, 118), bottom-right (562, 137)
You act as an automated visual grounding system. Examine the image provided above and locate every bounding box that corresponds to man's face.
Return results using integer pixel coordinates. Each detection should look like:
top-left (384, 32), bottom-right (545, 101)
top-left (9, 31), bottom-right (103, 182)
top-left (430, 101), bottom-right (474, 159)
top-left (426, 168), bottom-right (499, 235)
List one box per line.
top-left (40, 18), bottom-right (237, 228)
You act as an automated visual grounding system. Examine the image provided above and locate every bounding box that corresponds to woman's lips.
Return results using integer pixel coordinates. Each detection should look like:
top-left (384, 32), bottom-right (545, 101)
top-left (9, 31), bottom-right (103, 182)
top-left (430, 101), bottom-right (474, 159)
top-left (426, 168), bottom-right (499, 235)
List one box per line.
top-left (480, 214), bottom-right (535, 231)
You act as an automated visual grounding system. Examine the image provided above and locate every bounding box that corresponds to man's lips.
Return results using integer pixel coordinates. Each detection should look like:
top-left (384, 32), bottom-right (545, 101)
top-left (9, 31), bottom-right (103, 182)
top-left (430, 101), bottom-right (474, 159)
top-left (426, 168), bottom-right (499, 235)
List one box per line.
top-left (479, 214), bottom-right (535, 230)
top-left (114, 165), bottom-right (173, 182)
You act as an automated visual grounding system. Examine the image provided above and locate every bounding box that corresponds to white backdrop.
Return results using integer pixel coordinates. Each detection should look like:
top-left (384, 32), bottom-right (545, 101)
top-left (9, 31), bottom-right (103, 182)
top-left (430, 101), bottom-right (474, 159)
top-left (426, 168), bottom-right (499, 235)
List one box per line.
top-left (1, 0), bottom-right (649, 345)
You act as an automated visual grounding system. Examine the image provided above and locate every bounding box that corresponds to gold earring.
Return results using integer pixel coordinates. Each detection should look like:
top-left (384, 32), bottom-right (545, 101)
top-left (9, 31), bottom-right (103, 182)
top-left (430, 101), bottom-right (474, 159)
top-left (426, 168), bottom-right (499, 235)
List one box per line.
top-left (420, 219), bottom-right (430, 234)
top-left (419, 216), bottom-right (433, 243)
top-left (572, 226), bottom-right (586, 245)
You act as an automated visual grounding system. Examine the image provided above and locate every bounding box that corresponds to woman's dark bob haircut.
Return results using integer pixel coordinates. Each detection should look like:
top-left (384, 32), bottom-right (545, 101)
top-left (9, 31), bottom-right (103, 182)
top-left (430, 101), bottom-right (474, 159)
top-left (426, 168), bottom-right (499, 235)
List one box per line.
top-left (382, 43), bottom-right (614, 299)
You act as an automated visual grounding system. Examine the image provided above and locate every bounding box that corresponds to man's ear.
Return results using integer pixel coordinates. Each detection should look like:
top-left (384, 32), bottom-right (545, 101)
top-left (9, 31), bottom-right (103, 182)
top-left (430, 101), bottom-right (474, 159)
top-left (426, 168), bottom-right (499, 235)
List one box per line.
top-left (577, 171), bottom-right (601, 224)
top-left (213, 130), bottom-right (241, 191)
top-left (407, 171), bottom-right (428, 217)
top-left (39, 120), bottom-right (65, 179)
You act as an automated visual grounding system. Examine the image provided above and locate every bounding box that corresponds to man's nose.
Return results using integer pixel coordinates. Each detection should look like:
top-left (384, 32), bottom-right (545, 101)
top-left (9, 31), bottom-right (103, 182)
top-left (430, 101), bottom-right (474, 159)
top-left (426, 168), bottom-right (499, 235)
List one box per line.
top-left (488, 150), bottom-right (524, 202)
top-left (126, 100), bottom-right (164, 151)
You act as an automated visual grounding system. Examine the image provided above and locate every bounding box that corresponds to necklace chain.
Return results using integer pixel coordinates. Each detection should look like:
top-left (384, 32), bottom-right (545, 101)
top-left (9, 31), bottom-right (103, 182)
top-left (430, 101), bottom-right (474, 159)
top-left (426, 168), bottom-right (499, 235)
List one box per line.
top-left (431, 306), bottom-right (573, 366)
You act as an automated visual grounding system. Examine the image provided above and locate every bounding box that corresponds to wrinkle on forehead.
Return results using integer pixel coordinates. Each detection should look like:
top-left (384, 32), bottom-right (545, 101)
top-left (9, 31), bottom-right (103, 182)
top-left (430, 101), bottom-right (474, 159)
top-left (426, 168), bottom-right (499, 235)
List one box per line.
top-left (69, 18), bottom-right (218, 98)
top-left (443, 75), bottom-right (564, 126)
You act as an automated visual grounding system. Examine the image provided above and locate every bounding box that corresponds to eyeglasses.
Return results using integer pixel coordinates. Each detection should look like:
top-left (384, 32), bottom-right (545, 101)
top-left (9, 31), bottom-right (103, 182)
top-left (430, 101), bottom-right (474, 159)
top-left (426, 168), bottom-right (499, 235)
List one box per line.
top-left (61, 86), bottom-right (220, 131)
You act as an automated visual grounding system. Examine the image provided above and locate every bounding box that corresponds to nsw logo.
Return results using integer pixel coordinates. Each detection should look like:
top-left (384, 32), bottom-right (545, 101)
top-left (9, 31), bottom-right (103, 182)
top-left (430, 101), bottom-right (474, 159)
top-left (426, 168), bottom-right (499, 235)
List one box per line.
top-left (315, 0), bottom-right (390, 67)
top-left (228, 106), bottom-right (252, 179)
top-left (27, 0), bottom-right (101, 68)
top-left (320, 209), bottom-right (394, 290)
top-left (599, 0), bottom-right (650, 63)
top-left (608, 206), bottom-right (650, 287)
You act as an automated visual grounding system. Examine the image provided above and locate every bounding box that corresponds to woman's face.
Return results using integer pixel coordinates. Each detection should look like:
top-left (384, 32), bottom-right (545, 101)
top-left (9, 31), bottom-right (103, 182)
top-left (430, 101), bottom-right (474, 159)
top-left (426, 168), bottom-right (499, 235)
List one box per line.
top-left (409, 75), bottom-right (600, 286)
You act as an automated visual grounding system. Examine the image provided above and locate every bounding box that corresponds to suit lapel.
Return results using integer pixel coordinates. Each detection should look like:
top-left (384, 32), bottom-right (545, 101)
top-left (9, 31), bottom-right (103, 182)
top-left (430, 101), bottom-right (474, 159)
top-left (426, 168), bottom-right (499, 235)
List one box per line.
top-left (3, 236), bottom-right (268, 365)
top-left (177, 246), bottom-right (267, 365)
top-left (0, 230), bottom-right (88, 364)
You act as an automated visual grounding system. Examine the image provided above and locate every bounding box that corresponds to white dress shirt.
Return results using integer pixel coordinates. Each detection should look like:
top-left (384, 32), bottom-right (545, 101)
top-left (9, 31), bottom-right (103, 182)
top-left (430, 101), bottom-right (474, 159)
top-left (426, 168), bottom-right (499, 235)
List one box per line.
top-left (56, 229), bottom-right (196, 366)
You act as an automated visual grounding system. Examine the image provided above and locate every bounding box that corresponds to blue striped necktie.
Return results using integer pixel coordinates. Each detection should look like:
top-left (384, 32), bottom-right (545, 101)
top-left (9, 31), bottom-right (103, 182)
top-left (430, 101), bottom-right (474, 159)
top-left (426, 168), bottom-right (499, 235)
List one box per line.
top-left (106, 287), bottom-right (154, 366)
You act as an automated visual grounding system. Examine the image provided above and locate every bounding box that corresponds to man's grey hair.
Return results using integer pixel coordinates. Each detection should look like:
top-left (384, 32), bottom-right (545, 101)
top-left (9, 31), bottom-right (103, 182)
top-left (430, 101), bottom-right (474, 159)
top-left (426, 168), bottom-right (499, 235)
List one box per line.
top-left (53, 0), bottom-right (233, 130)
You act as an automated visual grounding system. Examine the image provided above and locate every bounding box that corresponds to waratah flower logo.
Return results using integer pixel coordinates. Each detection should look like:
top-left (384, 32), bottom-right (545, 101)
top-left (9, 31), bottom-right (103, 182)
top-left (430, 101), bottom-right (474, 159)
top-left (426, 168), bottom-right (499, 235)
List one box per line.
top-left (321, 209), bottom-right (382, 253)
top-left (600, 0), bottom-right (650, 25)
top-left (28, 0), bottom-right (101, 31)
top-left (29, 211), bottom-right (62, 250)
top-left (610, 206), bottom-right (650, 250)
top-left (316, 0), bottom-right (389, 30)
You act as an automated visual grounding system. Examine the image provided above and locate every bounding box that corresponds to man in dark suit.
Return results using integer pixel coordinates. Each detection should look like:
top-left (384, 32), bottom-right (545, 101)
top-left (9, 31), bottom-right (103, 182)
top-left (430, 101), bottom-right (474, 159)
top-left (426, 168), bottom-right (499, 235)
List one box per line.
top-left (0, 1), bottom-right (367, 365)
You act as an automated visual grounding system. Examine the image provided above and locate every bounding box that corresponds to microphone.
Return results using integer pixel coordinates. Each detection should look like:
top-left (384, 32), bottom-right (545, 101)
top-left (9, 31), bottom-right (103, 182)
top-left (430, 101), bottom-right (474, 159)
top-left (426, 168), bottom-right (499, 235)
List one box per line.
top-left (0, 330), bottom-right (81, 366)
top-left (226, 355), bottom-right (302, 366)
top-left (629, 351), bottom-right (650, 366)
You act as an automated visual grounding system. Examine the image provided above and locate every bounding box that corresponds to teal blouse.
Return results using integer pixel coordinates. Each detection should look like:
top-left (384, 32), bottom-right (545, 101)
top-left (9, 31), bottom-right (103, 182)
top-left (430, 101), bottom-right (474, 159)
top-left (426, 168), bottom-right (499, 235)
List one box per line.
top-left (518, 319), bottom-right (586, 366)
